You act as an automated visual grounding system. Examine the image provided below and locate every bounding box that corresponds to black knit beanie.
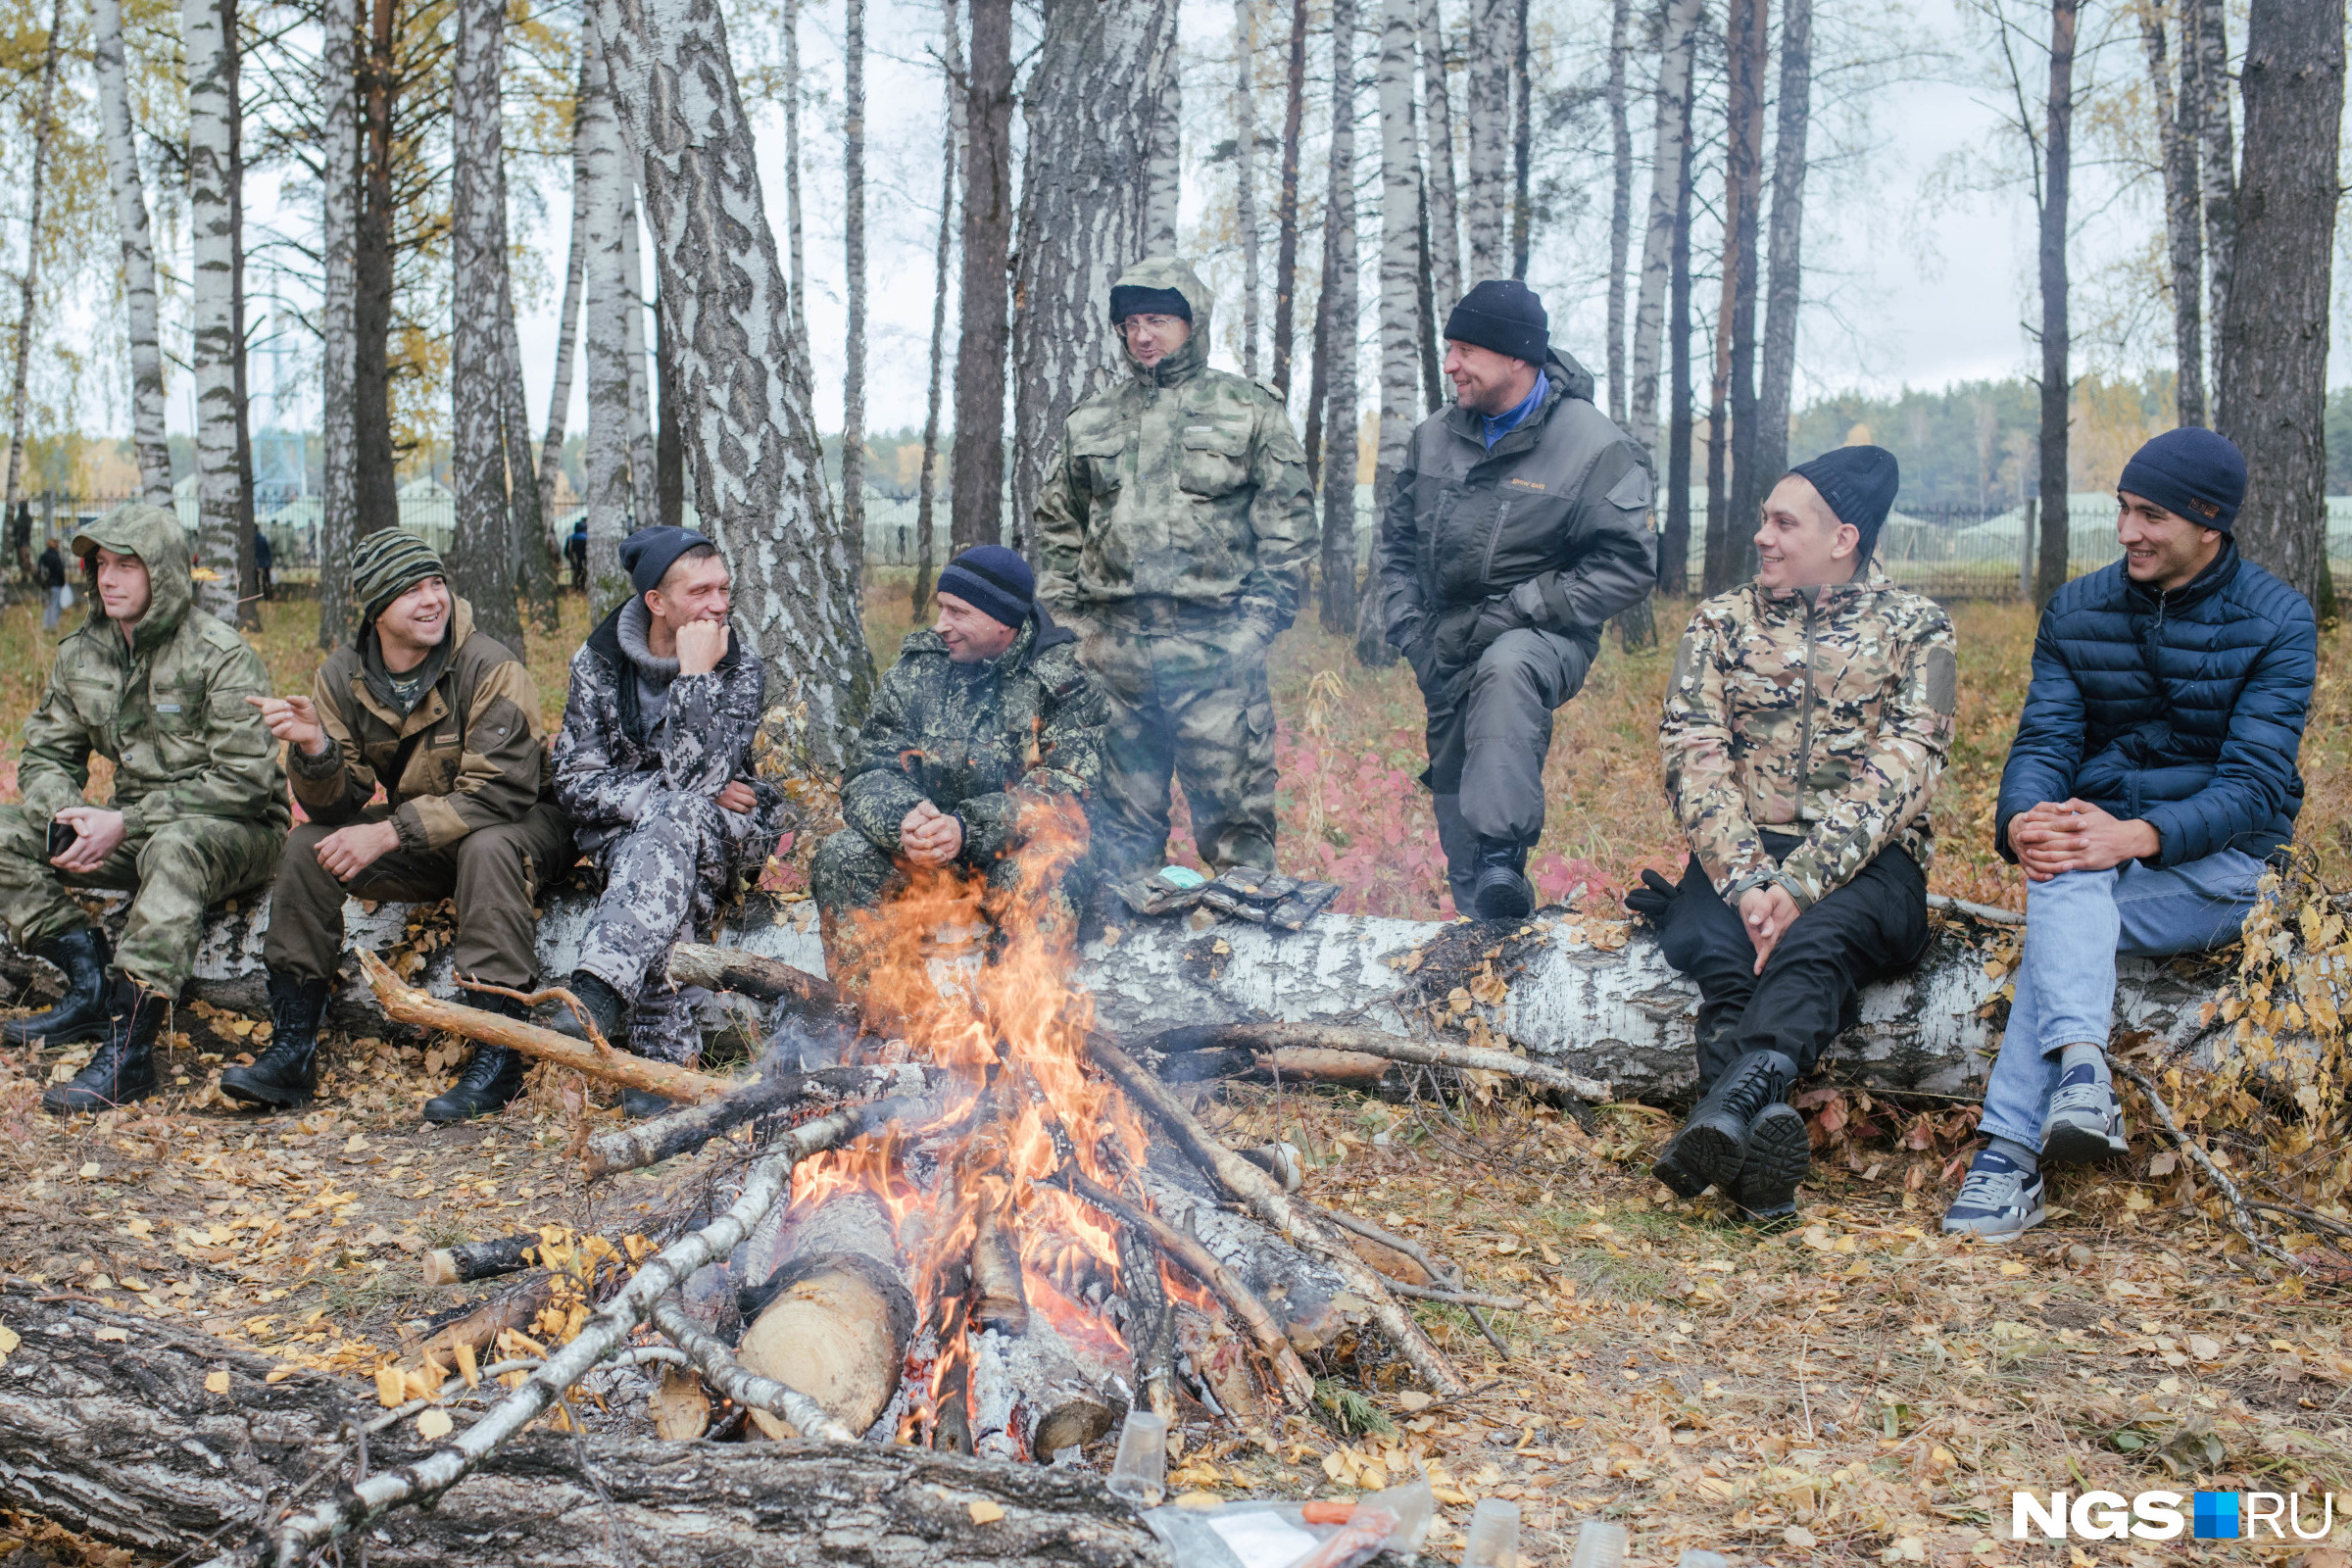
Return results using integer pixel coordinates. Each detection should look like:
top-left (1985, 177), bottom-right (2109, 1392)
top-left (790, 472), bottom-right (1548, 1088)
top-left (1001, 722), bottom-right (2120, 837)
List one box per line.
top-left (1108, 284), bottom-right (1193, 324)
top-left (936, 545), bottom-right (1034, 629)
top-left (1788, 445), bottom-right (1900, 561)
top-left (1443, 279), bottom-right (1548, 364)
top-left (620, 525), bottom-right (718, 595)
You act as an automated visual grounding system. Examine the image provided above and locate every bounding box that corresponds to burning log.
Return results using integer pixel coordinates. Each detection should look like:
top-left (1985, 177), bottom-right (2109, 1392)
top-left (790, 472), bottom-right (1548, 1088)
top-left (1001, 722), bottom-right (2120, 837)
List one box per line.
top-left (580, 1062), bottom-right (930, 1179)
top-left (358, 951), bottom-right (736, 1102)
top-left (648, 1293), bottom-right (856, 1441)
top-left (737, 1193), bottom-right (917, 1442)
top-left (1091, 1035), bottom-right (1470, 1398)
top-left (1147, 1020), bottom-right (1612, 1103)
top-left (970, 1206), bottom-right (1031, 1335)
top-left (967, 1315), bottom-right (1123, 1462)
top-left (1114, 1222), bottom-right (1178, 1422)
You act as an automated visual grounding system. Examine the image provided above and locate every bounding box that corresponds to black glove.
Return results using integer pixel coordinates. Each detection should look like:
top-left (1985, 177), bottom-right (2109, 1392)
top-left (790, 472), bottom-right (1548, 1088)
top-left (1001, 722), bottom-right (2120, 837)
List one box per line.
top-left (1624, 867), bottom-right (1680, 925)
top-left (1430, 610), bottom-right (1478, 671)
top-left (1463, 596), bottom-right (1521, 662)
top-left (1404, 638), bottom-right (1443, 691)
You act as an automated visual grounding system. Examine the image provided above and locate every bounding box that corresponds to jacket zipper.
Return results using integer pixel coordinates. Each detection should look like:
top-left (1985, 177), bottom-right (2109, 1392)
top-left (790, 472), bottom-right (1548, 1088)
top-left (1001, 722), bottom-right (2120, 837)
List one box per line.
top-left (1794, 593), bottom-right (1820, 797)
top-left (1480, 496), bottom-right (1513, 586)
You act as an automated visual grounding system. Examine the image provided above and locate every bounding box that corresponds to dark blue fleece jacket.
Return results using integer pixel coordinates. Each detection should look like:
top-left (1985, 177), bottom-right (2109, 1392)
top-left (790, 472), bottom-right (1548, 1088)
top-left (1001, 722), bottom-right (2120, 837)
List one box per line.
top-left (1995, 543), bottom-right (2316, 868)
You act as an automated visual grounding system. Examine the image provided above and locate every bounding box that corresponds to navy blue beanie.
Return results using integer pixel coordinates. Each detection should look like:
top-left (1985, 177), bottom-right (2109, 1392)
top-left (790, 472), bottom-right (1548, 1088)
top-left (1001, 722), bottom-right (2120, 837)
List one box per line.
top-left (1788, 445), bottom-right (1900, 561)
top-left (620, 525), bottom-right (718, 595)
top-left (937, 545), bottom-right (1034, 629)
top-left (1444, 279), bottom-right (1549, 364)
top-left (2118, 426), bottom-right (2244, 533)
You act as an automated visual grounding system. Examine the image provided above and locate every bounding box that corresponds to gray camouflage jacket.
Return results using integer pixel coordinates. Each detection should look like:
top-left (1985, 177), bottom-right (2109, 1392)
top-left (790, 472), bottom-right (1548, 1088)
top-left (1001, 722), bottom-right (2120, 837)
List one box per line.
top-left (552, 601), bottom-right (792, 857)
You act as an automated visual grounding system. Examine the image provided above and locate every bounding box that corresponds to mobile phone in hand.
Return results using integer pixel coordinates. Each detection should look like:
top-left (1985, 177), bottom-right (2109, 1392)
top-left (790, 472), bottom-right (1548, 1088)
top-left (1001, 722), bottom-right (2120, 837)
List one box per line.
top-left (45, 819), bottom-right (76, 861)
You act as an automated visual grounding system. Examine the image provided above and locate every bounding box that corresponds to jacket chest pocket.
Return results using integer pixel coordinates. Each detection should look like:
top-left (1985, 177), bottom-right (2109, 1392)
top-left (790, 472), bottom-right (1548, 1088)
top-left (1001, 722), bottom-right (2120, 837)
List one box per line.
top-left (1177, 420), bottom-right (1251, 498)
top-left (141, 682), bottom-right (209, 766)
top-left (1072, 433), bottom-right (1128, 503)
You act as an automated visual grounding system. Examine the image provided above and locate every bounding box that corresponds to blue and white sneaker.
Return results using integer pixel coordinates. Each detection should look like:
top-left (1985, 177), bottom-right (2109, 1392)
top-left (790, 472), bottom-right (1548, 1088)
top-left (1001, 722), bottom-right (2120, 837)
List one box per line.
top-left (1940, 1147), bottom-right (2047, 1242)
top-left (2040, 1051), bottom-right (2129, 1166)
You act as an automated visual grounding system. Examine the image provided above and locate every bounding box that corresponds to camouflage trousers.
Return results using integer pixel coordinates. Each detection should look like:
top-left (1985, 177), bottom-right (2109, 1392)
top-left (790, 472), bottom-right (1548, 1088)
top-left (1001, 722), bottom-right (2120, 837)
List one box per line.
top-left (810, 820), bottom-right (1087, 941)
top-left (576, 791), bottom-right (762, 1065)
top-left (1079, 605), bottom-right (1277, 877)
top-left (0, 802), bottom-right (283, 993)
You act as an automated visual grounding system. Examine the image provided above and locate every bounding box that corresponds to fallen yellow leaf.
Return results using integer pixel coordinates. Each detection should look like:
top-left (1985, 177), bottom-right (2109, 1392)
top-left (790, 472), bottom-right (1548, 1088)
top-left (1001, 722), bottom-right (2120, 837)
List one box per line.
top-left (205, 1370), bottom-right (231, 1395)
top-left (967, 1499), bottom-right (1004, 1525)
top-left (93, 1326), bottom-right (126, 1343)
top-left (77, 1162), bottom-right (99, 1179)
top-left (375, 1365), bottom-right (405, 1407)
top-left (416, 1407), bottom-right (454, 1440)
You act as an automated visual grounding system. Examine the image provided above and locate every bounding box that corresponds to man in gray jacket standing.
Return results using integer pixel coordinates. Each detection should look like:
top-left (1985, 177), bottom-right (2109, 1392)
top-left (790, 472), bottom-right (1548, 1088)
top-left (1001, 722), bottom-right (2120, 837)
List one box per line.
top-left (1376, 280), bottom-right (1658, 919)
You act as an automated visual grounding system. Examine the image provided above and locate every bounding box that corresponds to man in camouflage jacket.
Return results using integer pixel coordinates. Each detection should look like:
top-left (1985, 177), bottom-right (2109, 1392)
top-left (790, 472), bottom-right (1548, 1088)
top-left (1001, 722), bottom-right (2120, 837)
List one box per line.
top-left (814, 548), bottom-right (1105, 950)
top-left (1637, 446), bottom-right (1956, 1222)
top-left (551, 528), bottom-right (791, 1098)
top-left (1033, 256), bottom-right (1315, 877)
top-left (0, 503), bottom-right (287, 1114)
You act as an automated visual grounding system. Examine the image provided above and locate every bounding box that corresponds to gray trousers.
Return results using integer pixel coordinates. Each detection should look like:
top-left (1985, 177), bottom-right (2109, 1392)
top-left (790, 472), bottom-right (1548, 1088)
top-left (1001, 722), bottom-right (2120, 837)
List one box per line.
top-left (1420, 627), bottom-right (1591, 910)
top-left (575, 790), bottom-right (758, 1065)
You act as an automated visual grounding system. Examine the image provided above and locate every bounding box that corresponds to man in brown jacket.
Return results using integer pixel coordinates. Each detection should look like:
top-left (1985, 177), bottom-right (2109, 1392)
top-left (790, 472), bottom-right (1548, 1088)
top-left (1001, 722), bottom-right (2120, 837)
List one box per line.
top-left (229, 532), bottom-right (571, 1121)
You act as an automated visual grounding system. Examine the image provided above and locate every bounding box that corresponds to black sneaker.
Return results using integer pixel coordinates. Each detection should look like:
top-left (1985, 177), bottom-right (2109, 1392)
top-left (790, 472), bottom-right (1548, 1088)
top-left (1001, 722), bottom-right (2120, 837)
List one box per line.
top-left (1651, 1050), bottom-right (1795, 1198)
top-left (4, 926), bottom-right (114, 1049)
top-left (42, 977), bottom-right (164, 1114)
top-left (220, 972), bottom-right (331, 1109)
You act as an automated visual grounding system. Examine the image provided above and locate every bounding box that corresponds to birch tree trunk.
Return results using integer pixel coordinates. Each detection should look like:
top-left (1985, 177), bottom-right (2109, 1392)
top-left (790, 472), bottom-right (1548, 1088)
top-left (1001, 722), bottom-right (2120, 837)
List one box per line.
top-left (2034, 0), bottom-right (2077, 608)
top-left (1007, 0), bottom-right (1181, 553)
top-left (1662, 65), bottom-right (1694, 597)
top-left (2194, 0), bottom-right (2234, 417)
top-left (95, 0), bottom-right (172, 506)
top-left (2216, 0), bottom-right (2344, 614)
top-left (1460, 0), bottom-right (1513, 282)
top-left (2, 0), bottom-right (66, 522)
top-left (183, 0), bottom-right (242, 620)
top-left (951, 0), bottom-right (1012, 550)
top-left (1718, 0), bottom-right (1768, 590)
top-left (1630, 0), bottom-right (1702, 466)
top-left (1418, 0), bottom-right (1460, 315)
top-left (914, 0), bottom-right (962, 613)
top-left (1146, 35), bottom-right (1181, 255)
top-left (316, 0), bottom-right (361, 644)
top-left (542, 50), bottom-right (593, 498)
top-left (449, 0), bottom-right (521, 648)
top-left (1272, 0), bottom-right (1308, 396)
top-left (843, 0), bottom-right (868, 569)
top-left (501, 267), bottom-right (558, 631)
top-left (1235, 0), bottom-right (1263, 379)
top-left (621, 199), bottom-right (660, 530)
top-left (783, 0), bottom-right (807, 344)
top-left (581, 42), bottom-right (635, 616)
top-left (1508, 0), bottom-right (1531, 278)
top-left (1603, 0), bottom-right (1633, 425)
top-left (590, 0), bottom-right (870, 760)
top-left (1370, 0), bottom-right (1418, 658)
top-left (2142, 0), bottom-right (2205, 426)
top-left (656, 290), bottom-right (684, 527)
top-left (1318, 0), bottom-right (1360, 636)
top-left (225, 9), bottom-right (261, 631)
top-left (352, 0), bottom-right (399, 538)
top-left (1752, 0), bottom-right (1810, 486)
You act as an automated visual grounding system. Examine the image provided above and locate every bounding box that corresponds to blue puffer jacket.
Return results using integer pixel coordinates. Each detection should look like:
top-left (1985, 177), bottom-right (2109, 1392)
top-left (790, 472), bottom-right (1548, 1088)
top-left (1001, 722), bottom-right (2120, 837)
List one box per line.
top-left (1995, 543), bottom-right (2316, 868)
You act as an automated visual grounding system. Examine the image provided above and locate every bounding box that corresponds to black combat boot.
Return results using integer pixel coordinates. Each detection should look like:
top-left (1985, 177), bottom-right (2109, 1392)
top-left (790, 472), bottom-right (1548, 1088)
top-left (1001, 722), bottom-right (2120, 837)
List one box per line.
top-left (1730, 1102), bottom-right (1811, 1225)
top-left (421, 994), bottom-right (530, 1124)
top-left (1469, 836), bottom-right (1536, 922)
top-left (1650, 1049), bottom-right (1796, 1199)
top-left (4, 926), bottom-right (115, 1049)
top-left (550, 970), bottom-right (628, 1049)
top-left (42, 977), bottom-right (165, 1114)
top-left (219, 972), bottom-right (332, 1109)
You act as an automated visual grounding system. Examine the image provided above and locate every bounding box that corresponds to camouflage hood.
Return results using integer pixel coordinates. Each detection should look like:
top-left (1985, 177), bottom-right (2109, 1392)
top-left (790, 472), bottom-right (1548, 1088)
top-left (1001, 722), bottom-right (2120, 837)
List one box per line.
top-left (1112, 255), bottom-right (1214, 387)
top-left (71, 502), bottom-right (192, 657)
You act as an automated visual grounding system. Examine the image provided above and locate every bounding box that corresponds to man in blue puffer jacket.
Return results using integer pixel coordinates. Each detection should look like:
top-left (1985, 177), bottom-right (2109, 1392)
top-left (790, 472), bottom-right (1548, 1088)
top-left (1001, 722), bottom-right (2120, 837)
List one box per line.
top-left (1943, 427), bottom-right (2317, 1240)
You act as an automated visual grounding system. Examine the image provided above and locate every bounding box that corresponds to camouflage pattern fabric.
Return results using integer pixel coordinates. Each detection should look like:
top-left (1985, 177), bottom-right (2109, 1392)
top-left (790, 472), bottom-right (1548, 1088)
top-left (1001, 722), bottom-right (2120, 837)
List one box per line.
top-left (0, 804), bottom-right (281, 991)
top-left (1082, 605), bottom-right (1277, 876)
top-left (1032, 257), bottom-right (1317, 639)
top-left (1660, 559), bottom-right (1959, 910)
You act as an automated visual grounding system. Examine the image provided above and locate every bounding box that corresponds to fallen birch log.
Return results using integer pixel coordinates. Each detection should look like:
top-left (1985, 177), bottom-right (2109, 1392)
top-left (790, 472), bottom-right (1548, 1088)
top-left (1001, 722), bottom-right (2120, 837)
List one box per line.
top-left (359, 950), bottom-right (738, 1103)
top-left (0, 1280), bottom-right (1168, 1568)
top-left (1144, 1020), bottom-right (1613, 1103)
top-left (579, 1062), bottom-right (927, 1180)
top-left (666, 939), bottom-right (850, 1014)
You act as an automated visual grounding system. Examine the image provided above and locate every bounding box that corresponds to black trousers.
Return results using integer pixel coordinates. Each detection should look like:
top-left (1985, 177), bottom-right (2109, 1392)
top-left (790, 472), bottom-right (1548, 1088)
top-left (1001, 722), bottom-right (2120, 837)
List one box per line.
top-left (1654, 831), bottom-right (1930, 1092)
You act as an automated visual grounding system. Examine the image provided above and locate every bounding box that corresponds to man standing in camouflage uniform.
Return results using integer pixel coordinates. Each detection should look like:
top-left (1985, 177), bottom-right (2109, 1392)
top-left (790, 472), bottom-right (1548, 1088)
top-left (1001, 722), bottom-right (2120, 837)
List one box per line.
top-left (1034, 256), bottom-right (1314, 878)
top-left (1376, 280), bottom-right (1659, 920)
top-left (813, 547), bottom-right (1105, 946)
top-left (1636, 446), bottom-right (1956, 1221)
top-left (232, 531), bottom-right (571, 1122)
top-left (0, 503), bottom-right (286, 1113)
top-left (551, 528), bottom-right (790, 1110)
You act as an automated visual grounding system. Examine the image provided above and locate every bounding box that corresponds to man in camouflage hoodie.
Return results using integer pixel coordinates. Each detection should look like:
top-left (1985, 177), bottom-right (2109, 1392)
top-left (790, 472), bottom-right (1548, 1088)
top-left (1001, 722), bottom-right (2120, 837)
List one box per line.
top-left (1636, 446), bottom-right (1957, 1221)
top-left (0, 503), bottom-right (287, 1113)
top-left (550, 528), bottom-right (791, 1108)
top-left (813, 547), bottom-right (1105, 946)
top-left (1033, 256), bottom-right (1315, 878)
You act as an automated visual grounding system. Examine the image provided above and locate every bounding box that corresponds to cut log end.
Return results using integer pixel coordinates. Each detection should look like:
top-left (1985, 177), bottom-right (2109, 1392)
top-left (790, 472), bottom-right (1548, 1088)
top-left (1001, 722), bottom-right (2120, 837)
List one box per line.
top-left (739, 1250), bottom-right (915, 1441)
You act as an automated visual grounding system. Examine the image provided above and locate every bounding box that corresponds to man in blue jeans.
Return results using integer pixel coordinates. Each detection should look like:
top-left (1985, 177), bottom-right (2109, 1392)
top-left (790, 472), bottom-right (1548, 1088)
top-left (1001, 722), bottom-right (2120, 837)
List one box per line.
top-left (1943, 427), bottom-right (2317, 1240)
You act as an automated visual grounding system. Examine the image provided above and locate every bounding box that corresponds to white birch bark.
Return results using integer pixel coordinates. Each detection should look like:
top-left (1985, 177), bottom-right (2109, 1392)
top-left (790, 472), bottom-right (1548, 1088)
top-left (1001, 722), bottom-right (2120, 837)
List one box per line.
top-left (501, 265), bottom-right (557, 628)
top-left (589, 0), bottom-right (869, 760)
top-left (182, 0), bottom-right (241, 619)
top-left (843, 0), bottom-right (866, 558)
top-left (912, 0), bottom-right (961, 611)
top-left (1234, 0), bottom-right (1262, 377)
top-left (1752, 0), bottom-right (1809, 483)
top-left (1145, 30), bottom-right (1182, 255)
top-left (317, 0), bottom-right (361, 644)
top-left (449, 0), bottom-right (520, 648)
top-left (581, 41), bottom-right (634, 617)
top-left (1628, 0), bottom-right (1702, 465)
top-left (1316, 0), bottom-right (1360, 634)
top-left (2, 0), bottom-right (67, 517)
top-left (1375, 0), bottom-right (1418, 498)
top-left (621, 193), bottom-right (659, 530)
top-left (2192, 0), bottom-right (2234, 417)
top-left (1417, 0), bottom-right (1461, 312)
top-left (95, 0), bottom-right (171, 506)
top-left (542, 48), bottom-right (593, 493)
top-left (1603, 0), bottom-right (1633, 425)
top-left (1459, 0), bottom-right (1514, 283)
top-left (1007, 0), bottom-right (1182, 551)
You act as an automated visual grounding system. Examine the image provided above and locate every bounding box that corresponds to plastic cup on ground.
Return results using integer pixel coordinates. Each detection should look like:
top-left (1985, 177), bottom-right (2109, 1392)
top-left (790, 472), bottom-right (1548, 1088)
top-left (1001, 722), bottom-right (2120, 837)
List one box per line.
top-left (1463, 1497), bottom-right (1522, 1566)
top-left (1570, 1519), bottom-right (1628, 1568)
top-left (1105, 1408), bottom-right (1167, 1506)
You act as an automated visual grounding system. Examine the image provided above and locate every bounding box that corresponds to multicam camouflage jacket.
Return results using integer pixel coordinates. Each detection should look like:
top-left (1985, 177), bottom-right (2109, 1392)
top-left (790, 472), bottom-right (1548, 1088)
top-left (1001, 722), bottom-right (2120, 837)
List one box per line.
top-left (552, 600), bottom-right (793, 857)
top-left (1660, 560), bottom-right (1958, 909)
top-left (840, 610), bottom-right (1107, 864)
top-left (1033, 256), bottom-right (1318, 642)
top-left (20, 503), bottom-right (289, 835)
